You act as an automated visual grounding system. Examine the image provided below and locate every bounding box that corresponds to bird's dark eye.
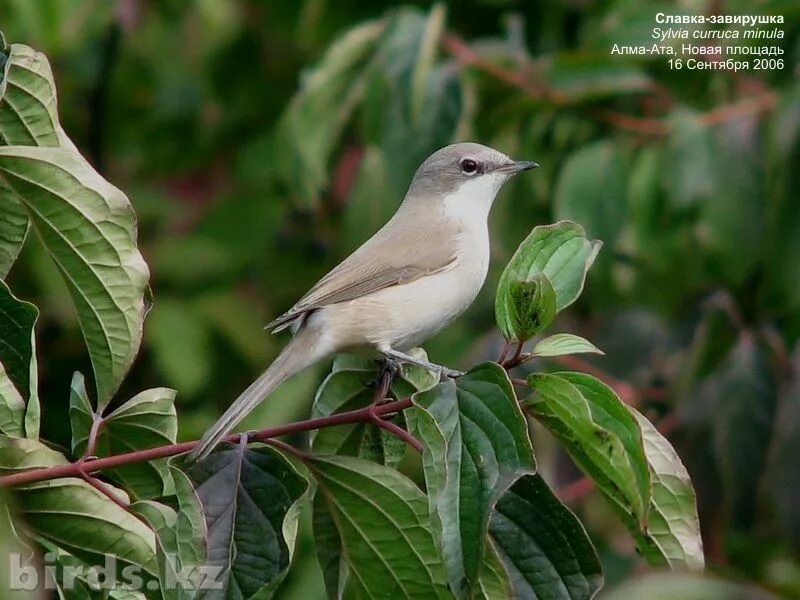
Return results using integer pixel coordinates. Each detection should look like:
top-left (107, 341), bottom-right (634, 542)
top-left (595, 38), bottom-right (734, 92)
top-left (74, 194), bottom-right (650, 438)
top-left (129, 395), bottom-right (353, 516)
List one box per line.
top-left (459, 157), bottom-right (479, 175)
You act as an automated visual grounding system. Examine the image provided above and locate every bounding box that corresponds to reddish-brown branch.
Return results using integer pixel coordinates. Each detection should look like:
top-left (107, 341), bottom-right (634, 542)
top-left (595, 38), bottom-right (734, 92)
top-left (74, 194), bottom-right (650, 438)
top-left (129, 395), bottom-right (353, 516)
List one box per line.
top-left (0, 397), bottom-right (413, 488)
top-left (442, 32), bottom-right (776, 136)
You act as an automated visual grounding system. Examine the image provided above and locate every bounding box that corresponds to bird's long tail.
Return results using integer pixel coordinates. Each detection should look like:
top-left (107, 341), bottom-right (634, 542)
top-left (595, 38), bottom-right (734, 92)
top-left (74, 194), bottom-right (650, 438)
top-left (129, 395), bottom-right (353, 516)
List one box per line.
top-left (190, 326), bottom-right (325, 461)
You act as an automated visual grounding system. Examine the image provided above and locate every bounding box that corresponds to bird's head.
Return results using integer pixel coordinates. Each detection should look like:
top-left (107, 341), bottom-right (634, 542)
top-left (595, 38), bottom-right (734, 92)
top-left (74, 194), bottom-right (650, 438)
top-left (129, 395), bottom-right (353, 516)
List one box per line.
top-left (406, 142), bottom-right (538, 220)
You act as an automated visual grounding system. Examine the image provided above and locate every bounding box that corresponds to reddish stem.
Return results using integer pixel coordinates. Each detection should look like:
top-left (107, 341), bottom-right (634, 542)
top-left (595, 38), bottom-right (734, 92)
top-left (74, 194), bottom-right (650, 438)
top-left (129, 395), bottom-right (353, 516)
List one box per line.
top-left (0, 397), bottom-right (413, 488)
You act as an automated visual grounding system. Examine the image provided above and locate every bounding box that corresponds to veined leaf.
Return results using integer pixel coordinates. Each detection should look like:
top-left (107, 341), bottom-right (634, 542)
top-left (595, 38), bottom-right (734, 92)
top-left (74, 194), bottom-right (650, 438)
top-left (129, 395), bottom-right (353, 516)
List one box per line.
top-left (409, 362), bottom-right (535, 597)
top-left (132, 466), bottom-right (207, 600)
top-left (0, 280), bottom-right (39, 438)
top-left (496, 221), bottom-right (601, 340)
top-left (0, 188), bottom-right (28, 278)
top-left (310, 455), bottom-right (449, 599)
top-left (476, 541), bottom-right (513, 600)
top-left (490, 473), bottom-right (603, 599)
top-left (186, 443), bottom-right (308, 599)
top-left (526, 372), bottom-right (650, 525)
top-left (0, 145), bottom-right (150, 410)
top-left (0, 436), bottom-right (157, 576)
top-left (630, 409), bottom-right (704, 570)
top-left (533, 333), bottom-right (604, 357)
top-left (70, 372), bottom-right (177, 500)
top-left (0, 43), bottom-right (73, 147)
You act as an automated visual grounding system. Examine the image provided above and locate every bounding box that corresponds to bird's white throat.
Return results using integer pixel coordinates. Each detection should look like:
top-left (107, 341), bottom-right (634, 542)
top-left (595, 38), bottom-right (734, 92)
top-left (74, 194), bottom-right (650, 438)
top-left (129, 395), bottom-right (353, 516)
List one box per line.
top-left (441, 173), bottom-right (508, 229)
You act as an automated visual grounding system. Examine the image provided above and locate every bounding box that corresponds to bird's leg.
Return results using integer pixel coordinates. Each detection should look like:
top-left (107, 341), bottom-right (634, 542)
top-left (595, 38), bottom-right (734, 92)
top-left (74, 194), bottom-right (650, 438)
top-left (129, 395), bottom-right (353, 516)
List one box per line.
top-left (381, 348), bottom-right (465, 379)
top-left (372, 358), bottom-right (397, 405)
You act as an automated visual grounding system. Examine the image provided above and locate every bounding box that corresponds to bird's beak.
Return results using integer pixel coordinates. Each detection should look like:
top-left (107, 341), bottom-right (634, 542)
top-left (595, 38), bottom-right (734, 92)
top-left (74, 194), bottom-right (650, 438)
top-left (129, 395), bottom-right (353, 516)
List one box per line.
top-left (497, 160), bottom-right (539, 174)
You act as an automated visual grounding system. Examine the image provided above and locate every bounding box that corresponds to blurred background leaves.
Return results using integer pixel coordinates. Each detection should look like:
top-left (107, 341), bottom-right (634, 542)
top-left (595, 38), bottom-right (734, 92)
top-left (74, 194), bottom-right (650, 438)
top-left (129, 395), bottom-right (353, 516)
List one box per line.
top-left (1, 0), bottom-right (799, 596)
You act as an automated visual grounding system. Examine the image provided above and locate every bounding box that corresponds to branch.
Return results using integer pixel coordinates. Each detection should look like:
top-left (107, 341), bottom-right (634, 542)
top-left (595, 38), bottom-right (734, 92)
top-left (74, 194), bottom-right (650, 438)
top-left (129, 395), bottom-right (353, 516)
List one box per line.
top-left (442, 33), bottom-right (776, 136)
top-left (0, 397), bottom-right (413, 488)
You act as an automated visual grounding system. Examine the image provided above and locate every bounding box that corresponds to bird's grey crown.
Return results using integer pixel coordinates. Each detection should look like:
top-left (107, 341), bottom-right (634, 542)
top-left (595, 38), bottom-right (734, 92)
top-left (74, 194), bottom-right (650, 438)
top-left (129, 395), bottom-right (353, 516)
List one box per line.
top-left (406, 142), bottom-right (511, 198)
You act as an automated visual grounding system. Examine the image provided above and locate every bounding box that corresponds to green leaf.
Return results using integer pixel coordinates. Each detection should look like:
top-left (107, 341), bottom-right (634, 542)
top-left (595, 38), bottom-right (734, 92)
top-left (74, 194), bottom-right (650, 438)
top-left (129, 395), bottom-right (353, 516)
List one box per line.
top-left (0, 436), bottom-right (158, 576)
top-left (630, 408), bottom-right (704, 570)
top-left (132, 466), bottom-right (207, 600)
top-left (363, 8), bottom-right (464, 196)
top-left (476, 541), bottom-right (513, 600)
top-left (310, 455), bottom-right (449, 599)
top-left (489, 473), bottom-right (603, 599)
top-left (0, 486), bottom-right (41, 600)
top-left (496, 221), bottom-right (601, 340)
top-left (0, 280), bottom-right (39, 438)
top-left (503, 274), bottom-right (557, 343)
top-left (0, 146), bottom-right (150, 410)
top-left (275, 19), bottom-right (386, 206)
top-left (409, 362), bottom-right (535, 597)
top-left (603, 573), bottom-right (768, 600)
top-left (70, 372), bottom-right (178, 500)
top-left (186, 443), bottom-right (308, 599)
top-left (526, 372), bottom-right (650, 525)
top-left (0, 188), bottom-right (28, 278)
top-left (0, 43), bottom-right (73, 147)
top-left (554, 140), bottom-right (628, 245)
top-left (311, 350), bottom-right (436, 467)
top-left (533, 333), bottom-right (604, 358)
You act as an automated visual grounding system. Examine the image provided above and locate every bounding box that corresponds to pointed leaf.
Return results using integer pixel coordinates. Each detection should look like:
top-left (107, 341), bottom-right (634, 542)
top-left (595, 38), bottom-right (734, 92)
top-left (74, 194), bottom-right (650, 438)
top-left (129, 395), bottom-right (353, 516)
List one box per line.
top-left (496, 221), bottom-right (601, 340)
top-left (0, 436), bottom-right (158, 576)
top-left (409, 362), bottom-right (535, 597)
top-left (533, 333), bottom-right (604, 358)
top-left (629, 409), bottom-right (704, 570)
top-left (526, 372), bottom-right (650, 525)
top-left (186, 443), bottom-right (308, 599)
top-left (489, 473), bottom-right (603, 599)
top-left (0, 146), bottom-right (150, 409)
top-left (310, 455), bottom-right (449, 599)
top-left (0, 43), bottom-right (73, 147)
top-left (0, 280), bottom-right (39, 438)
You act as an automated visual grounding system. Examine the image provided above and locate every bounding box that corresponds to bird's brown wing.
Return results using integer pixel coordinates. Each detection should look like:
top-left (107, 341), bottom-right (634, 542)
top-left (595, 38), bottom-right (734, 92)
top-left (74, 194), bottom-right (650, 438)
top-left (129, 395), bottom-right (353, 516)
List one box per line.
top-left (265, 216), bottom-right (457, 332)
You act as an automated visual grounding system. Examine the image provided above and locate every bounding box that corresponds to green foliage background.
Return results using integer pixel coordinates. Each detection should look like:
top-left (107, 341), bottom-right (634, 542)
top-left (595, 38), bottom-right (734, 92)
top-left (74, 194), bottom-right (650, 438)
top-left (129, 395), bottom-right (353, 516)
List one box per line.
top-left (1, 0), bottom-right (799, 597)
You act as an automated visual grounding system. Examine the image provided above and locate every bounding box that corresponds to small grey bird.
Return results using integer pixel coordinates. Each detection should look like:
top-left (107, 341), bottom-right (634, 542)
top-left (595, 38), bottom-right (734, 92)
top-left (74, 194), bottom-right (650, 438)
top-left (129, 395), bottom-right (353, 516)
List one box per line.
top-left (191, 142), bottom-right (537, 460)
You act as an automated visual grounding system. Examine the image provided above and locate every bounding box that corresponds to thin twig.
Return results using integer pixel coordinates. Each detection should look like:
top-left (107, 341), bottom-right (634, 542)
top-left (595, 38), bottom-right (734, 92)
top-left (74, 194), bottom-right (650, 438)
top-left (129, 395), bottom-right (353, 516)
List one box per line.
top-left (0, 397), bottom-right (413, 488)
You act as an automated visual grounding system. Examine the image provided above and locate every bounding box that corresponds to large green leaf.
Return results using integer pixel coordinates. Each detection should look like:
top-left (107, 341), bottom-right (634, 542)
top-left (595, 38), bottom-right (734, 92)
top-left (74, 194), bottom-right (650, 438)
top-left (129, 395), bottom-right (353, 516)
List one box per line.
top-left (0, 280), bottom-right (39, 438)
top-left (0, 436), bottom-right (158, 576)
top-left (630, 409), bottom-right (704, 570)
top-left (0, 145), bottom-right (150, 409)
top-left (0, 187), bottom-right (28, 278)
top-left (409, 362), bottom-right (535, 597)
top-left (526, 372), bottom-right (650, 525)
top-left (0, 486), bottom-right (40, 600)
top-left (132, 465), bottom-right (207, 600)
top-left (186, 443), bottom-right (308, 599)
top-left (70, 372), bottom-right (177, 500)
top-left (554, 140), bottom-right (628, 245)
top-left (274, 19), bottom-right (386, 206)
top-left (496, 221), bottom-right (601, 340)
top-left (311, 350), bottom-right (437, 467)
top-left (489, 473), bottom-right (603, 599)
top-left (310, 455), bottom-right (449, 599)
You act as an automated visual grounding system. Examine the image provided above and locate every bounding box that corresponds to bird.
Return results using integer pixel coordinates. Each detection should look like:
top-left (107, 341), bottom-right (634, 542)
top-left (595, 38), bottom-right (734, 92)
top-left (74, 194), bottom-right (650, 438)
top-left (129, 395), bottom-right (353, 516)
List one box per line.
top-left (190, 142), bottom-right (538, 461)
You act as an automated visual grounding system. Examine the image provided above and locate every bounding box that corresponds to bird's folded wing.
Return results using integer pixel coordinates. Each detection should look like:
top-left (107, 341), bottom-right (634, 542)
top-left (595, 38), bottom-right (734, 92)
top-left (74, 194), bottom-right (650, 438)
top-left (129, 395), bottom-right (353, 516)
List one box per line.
top-left (265, 228), bottom-right (457, 332)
